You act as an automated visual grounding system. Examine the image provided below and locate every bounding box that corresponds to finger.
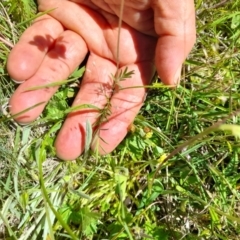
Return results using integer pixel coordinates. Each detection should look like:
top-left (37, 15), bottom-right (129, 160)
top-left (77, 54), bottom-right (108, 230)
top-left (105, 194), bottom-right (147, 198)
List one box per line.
top-left (54, 53), bottom-right (116, 160)
top-left (91, 61), bottom-right (155, 155)
top-left (9, 30), bottom-right (88, 123)
top-left (7, 15), bottom-right (64, 82)
top-left (38, 0), bottom-right (108, 58)
top-left (38, 1), bottom-right (157, 66)
top-left (152, 0), bottom-right (196, 85)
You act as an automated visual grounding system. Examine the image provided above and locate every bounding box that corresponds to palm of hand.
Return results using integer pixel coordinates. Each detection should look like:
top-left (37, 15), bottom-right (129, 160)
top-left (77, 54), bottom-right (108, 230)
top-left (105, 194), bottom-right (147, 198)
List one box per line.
top-left (7, 0), bottom-right (196, 160)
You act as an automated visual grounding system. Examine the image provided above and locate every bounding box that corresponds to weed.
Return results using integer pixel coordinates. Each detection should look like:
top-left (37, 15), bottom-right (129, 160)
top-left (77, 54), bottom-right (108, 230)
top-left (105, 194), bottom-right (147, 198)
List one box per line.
top-left (1, 0), bottom-right (240, 239)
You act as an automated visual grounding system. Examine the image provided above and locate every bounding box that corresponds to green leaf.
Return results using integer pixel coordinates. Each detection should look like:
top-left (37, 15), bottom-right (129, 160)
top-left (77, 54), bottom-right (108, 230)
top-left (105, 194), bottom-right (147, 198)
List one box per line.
top-left (84, 119), bottom-right (92, 154)
top-left (80, 207), bottom-right (100, 237)
top-left (65, 104), bottom-right (100, 114)
top-left (209, 208), bottom-right (221, 230)
top-left (114, 167), bottom-right (129, 201)
top-left (25, 77), bottom-right (80, 91)
top-left (70, 66), bottom-right (85, 78)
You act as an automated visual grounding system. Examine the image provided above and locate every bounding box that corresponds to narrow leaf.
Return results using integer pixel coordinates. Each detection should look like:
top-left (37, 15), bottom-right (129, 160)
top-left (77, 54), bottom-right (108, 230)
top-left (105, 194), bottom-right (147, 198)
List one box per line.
top-left (85, 119), bottom-right (93, 153)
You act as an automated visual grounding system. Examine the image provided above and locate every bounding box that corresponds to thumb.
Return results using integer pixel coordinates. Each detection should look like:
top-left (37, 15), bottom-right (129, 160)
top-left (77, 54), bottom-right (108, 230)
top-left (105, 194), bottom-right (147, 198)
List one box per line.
top-left (152, 0), bottom-right (196, 85)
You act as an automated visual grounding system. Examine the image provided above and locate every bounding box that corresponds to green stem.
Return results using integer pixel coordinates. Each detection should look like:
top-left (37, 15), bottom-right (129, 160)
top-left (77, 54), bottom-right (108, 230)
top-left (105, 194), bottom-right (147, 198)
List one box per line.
top-left (38, 154), bottom-right (78, 240)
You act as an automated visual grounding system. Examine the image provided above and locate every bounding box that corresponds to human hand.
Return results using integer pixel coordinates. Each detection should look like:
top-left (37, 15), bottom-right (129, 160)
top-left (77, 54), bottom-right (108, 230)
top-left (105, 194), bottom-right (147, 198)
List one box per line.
top-left (7, 0), bottom-right (196, 160)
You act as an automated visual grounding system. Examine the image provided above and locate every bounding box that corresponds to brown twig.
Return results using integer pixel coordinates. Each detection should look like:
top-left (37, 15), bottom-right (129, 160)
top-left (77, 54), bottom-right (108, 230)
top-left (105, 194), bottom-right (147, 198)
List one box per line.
top-left (210, 0), bottom-right (231, 9)
top-left (116, 0), bottom-right (124, 71)
top-left (0, 36), bottom-right (14, 48)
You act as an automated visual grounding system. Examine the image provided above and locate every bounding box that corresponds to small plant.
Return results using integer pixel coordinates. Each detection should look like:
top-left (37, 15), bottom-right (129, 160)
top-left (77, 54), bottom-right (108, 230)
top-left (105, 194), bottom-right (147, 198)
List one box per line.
top-left (2, 0), bottom-right (240, 239)
top-left (111, 67), bottom-right (135, 89)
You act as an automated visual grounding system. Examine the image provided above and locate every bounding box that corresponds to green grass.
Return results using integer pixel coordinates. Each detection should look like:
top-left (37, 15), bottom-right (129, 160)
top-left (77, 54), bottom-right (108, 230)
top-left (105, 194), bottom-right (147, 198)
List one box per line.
top-left (1, 0), bottom-right (240, 239)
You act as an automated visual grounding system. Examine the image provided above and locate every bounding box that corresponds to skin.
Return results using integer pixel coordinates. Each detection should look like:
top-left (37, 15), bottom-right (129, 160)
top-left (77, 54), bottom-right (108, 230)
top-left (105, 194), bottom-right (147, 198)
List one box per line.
top-left (7, 0), bottom-right (196, 160)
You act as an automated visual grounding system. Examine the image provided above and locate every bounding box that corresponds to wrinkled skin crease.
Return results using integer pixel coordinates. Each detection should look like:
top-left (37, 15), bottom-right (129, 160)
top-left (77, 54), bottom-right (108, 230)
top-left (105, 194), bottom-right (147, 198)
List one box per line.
top-left (37, 0), bottom-right (157, 64)
top-left (68, 0), bottom-right (156, 36)
top-left (7, 0), bottom-right (196, 160)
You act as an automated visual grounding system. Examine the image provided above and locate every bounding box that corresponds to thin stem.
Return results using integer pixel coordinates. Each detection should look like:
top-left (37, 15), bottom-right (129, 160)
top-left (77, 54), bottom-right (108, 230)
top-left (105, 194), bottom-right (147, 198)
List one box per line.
top-left (152, 107), bottom-right (240, 183)
top-left (116, 0), bottom-right (125, 71)
top-left (0, 36), bottom-right (14, 48)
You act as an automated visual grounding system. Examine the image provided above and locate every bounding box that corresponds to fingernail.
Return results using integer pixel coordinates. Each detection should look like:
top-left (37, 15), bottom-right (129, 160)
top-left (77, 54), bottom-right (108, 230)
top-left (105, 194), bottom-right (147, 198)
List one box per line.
top-left (11, 78), bottom-right (24, 84)
top-left (174, 65), bottom-right (182, 86)
top-left (18, 122), bottom-right (30, 126)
